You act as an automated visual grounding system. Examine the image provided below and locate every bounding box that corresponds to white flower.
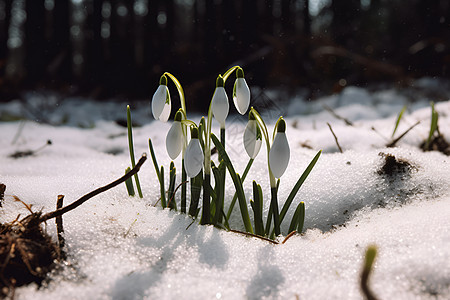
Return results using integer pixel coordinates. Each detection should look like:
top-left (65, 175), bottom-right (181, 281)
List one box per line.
top-left (243, 119), bottom-right (262, 158)
top-left (184, 128), bottom-right (204, 178)
top-left (166, 120), bottom-right (183, 160)
top-left (233, 69), bottom-right (250, 115)
top-left (211, 86), bottom-right (229, 126)
top-left (152, 84), bottom-right (171, 122)
top-left (269, 120), bottom-right (290, 178)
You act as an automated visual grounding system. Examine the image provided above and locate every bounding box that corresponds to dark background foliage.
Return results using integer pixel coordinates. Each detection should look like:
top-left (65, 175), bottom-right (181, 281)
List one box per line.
top-left (0, 0), bottom-right (449, 109)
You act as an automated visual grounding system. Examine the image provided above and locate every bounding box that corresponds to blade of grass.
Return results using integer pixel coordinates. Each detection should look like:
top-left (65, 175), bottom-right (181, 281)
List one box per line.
top-left (251, 181), bottom-right (264, 236)
top-left (188, 170), bottom-right (203, 217)
top-left (160, 166), bottom-right (166, 208)
top-left (125, 167), bottom-right (135, 196)
top-left (425, 102), bottom-right (439, 150)
top-left (226, 157), bottom-right (254, 220)
top-left (127, 105), bottom-right (143, 198)
top-left (392, 105), bottom-right (406, 138)
top-left (167, 162), bottom-right (177, 210)
top-left (278, 150), bottom-right (321, 225)
top-left (211, 134), bottom-right (253, 233)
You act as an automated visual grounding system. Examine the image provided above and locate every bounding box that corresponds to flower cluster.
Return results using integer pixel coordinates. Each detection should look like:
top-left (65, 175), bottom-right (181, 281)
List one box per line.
top-left (132, 65), bottom-right (320, 239)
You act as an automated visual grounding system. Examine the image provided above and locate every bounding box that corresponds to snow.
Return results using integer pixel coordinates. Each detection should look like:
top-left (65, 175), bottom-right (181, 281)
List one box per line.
top-left (1, 82), bottom-right (450, 299)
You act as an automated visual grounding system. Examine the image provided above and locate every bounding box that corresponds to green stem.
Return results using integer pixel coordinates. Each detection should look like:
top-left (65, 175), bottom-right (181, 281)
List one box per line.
top-left (163, 72), bottom-right (186, 114)
top-left (271, 187), bottom-right (280, 236)
top-left (181, 159), bottom-right (187, 213)
top-left (201, 173), bottom-right (211, 224)
top-left (222, 66), bottom-right (240, 83)
top-left (127, 105), bottom-right (143, 198)
top-left (218, 127), bottom-right (226, 224)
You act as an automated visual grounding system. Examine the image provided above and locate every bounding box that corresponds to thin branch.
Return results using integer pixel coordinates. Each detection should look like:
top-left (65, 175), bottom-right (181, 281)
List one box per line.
top-left (55, 195), bottom-right (65, 255)
top-left (39, 154), bottom-right (147, 223)
top-left (327, 122), bottom-right (343, 153)
top-left (229, 229), bottom-right (279, 244)
top-left (281, 230), bottom-right (297, 244)
top-left (323, 104), bottom-right (354, 126)
top-left (166, 181), bottom-right (188, 209)
top-left (387, 121), bottom-right (420, 147)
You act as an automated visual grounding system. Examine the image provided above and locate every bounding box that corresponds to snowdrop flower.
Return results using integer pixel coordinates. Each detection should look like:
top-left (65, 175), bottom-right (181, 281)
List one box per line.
top-left (152, 75), bottom-right (171, 122)
top-left (211, 75), bottom-right (229, 126)
top-left (233, 67), bottom-right (250, 115)
top-left (166, 110), bottom-right (183, 160)
top-left (184, 127), bottom-right (204, 178)
top-left (269, 118), bottom-right (290, 178)
top-left (243, 112), bottom-right (262, 158)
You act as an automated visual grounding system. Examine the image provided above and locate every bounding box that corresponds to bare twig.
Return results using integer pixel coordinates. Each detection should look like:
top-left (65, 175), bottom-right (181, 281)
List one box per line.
top-left (55, 195), bottom-right (65, 257)
top-left (323, 104), bottom-right (354, 126)
top-left (166, 181), bottom-right (188, 209)
top-left (229, 229), bottom-right (279, 244)
top-left (387, 121), bottom-right (420, 147)
top-left (327, 122), bottom-right (343, 153)
top-left (39, 153), bottom-right (147, 223)
top-left (281, 231), bottom-right (297, 244)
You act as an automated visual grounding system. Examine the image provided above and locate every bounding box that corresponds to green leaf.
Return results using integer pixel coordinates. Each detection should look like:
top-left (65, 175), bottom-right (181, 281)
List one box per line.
top-left (211, 134), bottom-right (253, 233)
top-left (125, 167), bottom-right (135, 196)
top-left (226, 158), bottom-right (254, 220)
top-left (188, 170), bottom-right (203, 217)
top-left (279, 150), bottom-right (321, 225)
top-left (167, 162), bottom-right (177, 210)
top-left (127, 105), bottom-right (143, 198)
top-left (160, 166), bottom-right (166, 208)
top-left (148, 138), bottom-right (161, 181)
top-left (425, 102), bottom-right (439, 150)
top-left (392, 105), bottom-right (406, 138)
top-left (288, 201), bottom-right (305, 233)
top-left (251, 181), bottom-right (265, 236)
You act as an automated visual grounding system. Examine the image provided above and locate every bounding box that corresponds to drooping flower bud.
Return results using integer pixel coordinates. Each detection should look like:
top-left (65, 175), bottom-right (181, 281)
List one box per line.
top-left (211, 75), bottom-right (229, 126)
top-left (269, 118), bottom-right (290, 178)
top-left (233, 68), bottom-right (250, 115)
top-left (152, 75), bottom-right (171, 122)
top-left (184, 127), bottom-right (204, 178)
top-left (243, 111), bottom-right (262, 158)
top-left (166, 110), bottom-right (183, 159)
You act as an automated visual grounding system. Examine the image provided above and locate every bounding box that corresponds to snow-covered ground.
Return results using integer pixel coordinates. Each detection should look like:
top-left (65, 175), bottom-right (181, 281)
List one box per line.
top-left (1, 81), bottom-right (449, 299)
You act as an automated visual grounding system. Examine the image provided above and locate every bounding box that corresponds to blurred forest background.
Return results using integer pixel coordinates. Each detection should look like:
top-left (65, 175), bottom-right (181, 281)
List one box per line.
top-left (0, 0), bottom-right (449, 109)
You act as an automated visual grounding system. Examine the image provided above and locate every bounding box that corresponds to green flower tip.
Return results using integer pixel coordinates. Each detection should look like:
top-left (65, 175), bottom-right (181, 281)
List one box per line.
top-left (236, 67), bottom-right (244, 78)
top-left (216, 75), bottom-right (224, 87)
top-left (277, 118), bottom-right (286, 133)
top-left (159, 74), bottom-right (168, 86)
top-left (190, 126), bottom-right (199, 139)
top-left (174, 110), bottom-right (183, 122)
top-left (248, 110), bottom-right (256, 120)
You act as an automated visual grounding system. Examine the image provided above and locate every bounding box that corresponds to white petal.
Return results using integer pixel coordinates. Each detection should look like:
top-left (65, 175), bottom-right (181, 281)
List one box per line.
top-left (152, 85), bottom-right (171, 122)
top-left (211, 87), bottom-right (229, 125)
top-left (184, 138), bottom-right (204, 178)
top-left (233, 78), bottom-right (250, 115)
top-left (243, 120), bottom-right (261, 158)
top-left (166, 121), bottom-right (183, 160)
top-left (269, 132), bottom-right (290, 178)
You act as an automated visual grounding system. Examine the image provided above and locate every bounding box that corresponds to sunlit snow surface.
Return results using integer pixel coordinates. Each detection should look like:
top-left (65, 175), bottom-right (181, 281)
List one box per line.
top-left (1, 85), bottom-right (449, 299)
